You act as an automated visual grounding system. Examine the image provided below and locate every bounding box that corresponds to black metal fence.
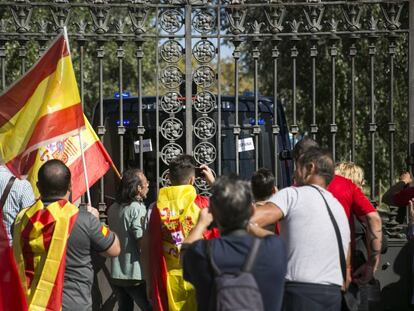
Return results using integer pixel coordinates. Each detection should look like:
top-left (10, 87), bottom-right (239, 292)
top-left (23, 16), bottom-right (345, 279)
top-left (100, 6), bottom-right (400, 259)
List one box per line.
top-left (0, 0), bottom-right (411, 217)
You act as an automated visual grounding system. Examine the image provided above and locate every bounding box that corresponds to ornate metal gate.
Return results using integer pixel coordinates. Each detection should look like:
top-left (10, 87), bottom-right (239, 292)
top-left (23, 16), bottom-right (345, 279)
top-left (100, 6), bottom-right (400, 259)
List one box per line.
top-left (0, 0), bottom-right (413, 309)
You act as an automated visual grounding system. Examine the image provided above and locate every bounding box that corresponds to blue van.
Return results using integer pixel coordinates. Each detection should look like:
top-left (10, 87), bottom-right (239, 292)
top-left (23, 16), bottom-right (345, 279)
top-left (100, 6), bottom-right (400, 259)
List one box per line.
top-left (92, 94), bottom-right (293, 204)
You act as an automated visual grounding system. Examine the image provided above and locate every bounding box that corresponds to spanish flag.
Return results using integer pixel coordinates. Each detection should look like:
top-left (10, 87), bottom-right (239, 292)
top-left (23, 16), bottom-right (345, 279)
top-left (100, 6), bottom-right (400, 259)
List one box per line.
top-left (13, 199), bottom-right (79, 311)
top-left (26, 116), bottom-right (113, 202)
top-left (0, 29), bottom-right (84, 177)
top-left (148, 186), bottom-right (219, 311)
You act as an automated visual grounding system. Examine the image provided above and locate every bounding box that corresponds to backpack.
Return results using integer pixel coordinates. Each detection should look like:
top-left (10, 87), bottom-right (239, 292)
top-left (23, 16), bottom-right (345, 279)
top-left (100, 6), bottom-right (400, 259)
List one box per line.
top-left (205, 238), bottom-right (264, 311)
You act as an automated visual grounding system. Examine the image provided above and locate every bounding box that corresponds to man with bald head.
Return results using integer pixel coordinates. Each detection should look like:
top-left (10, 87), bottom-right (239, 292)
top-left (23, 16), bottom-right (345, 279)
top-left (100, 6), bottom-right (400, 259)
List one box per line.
top-left (13, 159), bottom-right (120, 311)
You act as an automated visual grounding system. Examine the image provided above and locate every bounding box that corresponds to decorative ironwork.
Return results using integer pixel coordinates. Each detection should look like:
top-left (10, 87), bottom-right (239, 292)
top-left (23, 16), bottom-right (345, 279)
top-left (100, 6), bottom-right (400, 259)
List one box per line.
top-left (304, 6), bottom-right (324, 33)
top-left (161, 92), bottom-right (183, 113)
top-left (342, 4), bottom-right (362, 32)
top-left (161, 143), bottom-right (183, 165)
top-left (194, 142), bottom-right (216, 165)
top-left (193, 66), bottom-right (215, 88)
top-left (226, 1), bottom-right (247, 35)
top-left (160, 65), bottom-right (184, 89)
top-left (10, 3), bottom-right (32, 33)
top-left (194, 91), bottom-right (216, 113)
top-left (193, 40), bottom-right (215, 63)
top-left (160, 40), bottom-right (183, 63)
top-left (129, 1), bottom-right (149, 34)
top-left (160, 169), bottom-right (172, 187)
top-left (192, 10), bottom-right (215, 33)
top-left (265, 5), bottom-right (285, 34)
top-left (194, 117), bottom-right (216, 140)
top-left (160, 9), bottom-right (183, 34)
top-left (89, 3), bottom-right (111, 34)
top-left (161, 117), bottom-right (184, 140)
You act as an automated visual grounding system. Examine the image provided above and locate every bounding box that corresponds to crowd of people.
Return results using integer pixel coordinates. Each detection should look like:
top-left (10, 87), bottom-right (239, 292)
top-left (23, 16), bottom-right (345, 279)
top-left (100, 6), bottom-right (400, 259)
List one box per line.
top-left (2, 136), bottom-right (406, 311)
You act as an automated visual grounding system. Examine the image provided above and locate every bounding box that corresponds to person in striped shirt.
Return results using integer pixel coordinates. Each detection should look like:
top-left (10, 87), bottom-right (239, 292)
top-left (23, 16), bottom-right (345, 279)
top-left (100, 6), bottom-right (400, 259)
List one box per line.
top-left (0, 164), bottom-right (35, 245)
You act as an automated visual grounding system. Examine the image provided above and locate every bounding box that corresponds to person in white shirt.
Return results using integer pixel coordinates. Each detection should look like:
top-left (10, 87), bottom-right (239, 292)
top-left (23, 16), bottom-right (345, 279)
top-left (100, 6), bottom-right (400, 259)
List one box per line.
top-left (250, 147), bottom-right (351, 311)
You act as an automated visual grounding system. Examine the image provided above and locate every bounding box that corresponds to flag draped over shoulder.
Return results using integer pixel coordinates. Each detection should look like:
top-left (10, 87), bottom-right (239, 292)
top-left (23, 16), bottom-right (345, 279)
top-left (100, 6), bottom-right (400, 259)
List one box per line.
top-left (27, 116), bottom-right (113, 202)
top-left (0, 211), bottom-right (28, 311)
top-left (13, 200), bottom-right (79, 311)
top-left (0, 31), bottom-right (84, 177)
top-left (149, 185), bottom-right (203, 311)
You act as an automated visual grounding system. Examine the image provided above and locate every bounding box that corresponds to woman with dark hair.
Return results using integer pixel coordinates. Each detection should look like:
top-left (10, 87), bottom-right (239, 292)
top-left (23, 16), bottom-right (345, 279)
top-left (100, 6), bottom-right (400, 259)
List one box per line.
top-left (107, 169), bottom-right (151, 310)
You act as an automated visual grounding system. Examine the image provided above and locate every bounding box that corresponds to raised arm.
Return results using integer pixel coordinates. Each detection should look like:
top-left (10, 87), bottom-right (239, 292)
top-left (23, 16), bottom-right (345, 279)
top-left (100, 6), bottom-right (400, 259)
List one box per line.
top-left (250, 201), bottom-right (284, 228)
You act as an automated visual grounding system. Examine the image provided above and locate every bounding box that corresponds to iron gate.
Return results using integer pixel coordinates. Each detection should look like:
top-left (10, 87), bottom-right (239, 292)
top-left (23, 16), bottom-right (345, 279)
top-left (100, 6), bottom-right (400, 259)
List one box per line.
top-left (0, 0), bottom-right (413, 309)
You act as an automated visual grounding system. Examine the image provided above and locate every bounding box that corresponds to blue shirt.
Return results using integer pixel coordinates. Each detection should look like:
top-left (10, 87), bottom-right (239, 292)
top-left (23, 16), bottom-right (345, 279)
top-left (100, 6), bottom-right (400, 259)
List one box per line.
top-left (183, 234), bottom-right (287, 311)
top-left (0, 166), bottom-right (35, 244)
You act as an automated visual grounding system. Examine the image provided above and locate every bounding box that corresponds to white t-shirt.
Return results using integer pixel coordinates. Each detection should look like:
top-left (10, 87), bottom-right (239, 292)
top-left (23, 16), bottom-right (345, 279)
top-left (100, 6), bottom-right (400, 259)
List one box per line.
top-left (268, 184), bottom-right (350, 286)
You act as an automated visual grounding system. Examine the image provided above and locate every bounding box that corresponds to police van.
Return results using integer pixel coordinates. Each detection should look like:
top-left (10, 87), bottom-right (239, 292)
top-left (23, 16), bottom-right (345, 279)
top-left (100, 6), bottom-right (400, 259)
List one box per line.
top-left (92, 93), bottom-right (294, 204)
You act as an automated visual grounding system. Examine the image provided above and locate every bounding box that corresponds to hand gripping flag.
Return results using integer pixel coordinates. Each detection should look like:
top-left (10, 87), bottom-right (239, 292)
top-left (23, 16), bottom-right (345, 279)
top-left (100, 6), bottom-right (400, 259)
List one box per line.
top-left (0, 30), bottom-right (84, 177)
top-left (26, 116), bottom-right (113, 202)
top-left (13, 200), bottom-right (79, 311)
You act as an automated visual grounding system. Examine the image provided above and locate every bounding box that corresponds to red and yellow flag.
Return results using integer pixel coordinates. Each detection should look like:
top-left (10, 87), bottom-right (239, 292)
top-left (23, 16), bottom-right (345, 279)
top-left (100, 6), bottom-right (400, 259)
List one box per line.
top-left (0, 30), bottom-right (84, 177)
top-left (13, 200), bottom-right (78, 311)
top-left (0, 210), bottom-right (28, 311)
top-left (27, 116), bottom-right (113, 202)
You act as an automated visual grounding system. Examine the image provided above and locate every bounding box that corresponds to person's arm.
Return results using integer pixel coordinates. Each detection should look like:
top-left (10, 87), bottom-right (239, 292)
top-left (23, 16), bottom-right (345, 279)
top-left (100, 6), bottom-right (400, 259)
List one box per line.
top-left (183, 208), bottom-right (213, 245)
top-left (382, 172), bottom-right (412, 206)
top-left (353, 211), bottom-right (382, 285)
top-left (199, 164), bottom-right (215, 186)
top-left (344, 243), bottom-right (352, 290)
top-left (250, 201), bottom-right (284, 227)
top-left (247, 221), bottom-right (275, 238)
top-left (88, 212), bottom-right (121, 257)
top-left (407, 199), bottom-right (414, 240)
top-left (102, 234), bottom-right (121, 257)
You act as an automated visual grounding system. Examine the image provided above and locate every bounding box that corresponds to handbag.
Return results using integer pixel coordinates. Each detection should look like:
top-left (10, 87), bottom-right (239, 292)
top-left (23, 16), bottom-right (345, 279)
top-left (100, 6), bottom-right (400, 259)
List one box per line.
top-left (308, 185), bottom-right (359, 311)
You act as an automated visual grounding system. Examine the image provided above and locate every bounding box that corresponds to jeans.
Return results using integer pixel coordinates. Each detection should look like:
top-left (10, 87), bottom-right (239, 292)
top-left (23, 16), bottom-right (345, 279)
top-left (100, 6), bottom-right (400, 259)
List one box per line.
top-left (114, 282), bottom-right (151, 311)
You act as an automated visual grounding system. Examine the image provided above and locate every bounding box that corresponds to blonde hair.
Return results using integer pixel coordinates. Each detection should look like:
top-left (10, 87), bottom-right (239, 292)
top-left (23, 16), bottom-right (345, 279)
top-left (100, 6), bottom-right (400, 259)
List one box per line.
top-left (335, 161), bottom-right (365, 188)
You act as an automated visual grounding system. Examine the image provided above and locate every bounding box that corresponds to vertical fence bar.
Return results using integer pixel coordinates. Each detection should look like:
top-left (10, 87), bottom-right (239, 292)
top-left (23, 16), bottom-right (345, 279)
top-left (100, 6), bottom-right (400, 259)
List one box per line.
top-left (0, 42), bottom-right (5, 91)
top-left (136, 38), bottom-right (145, 171)
top-left (350, 41), bottom-right (357, 162)
top-left (19, 39), bottom-right (27, 75)
top-left (329, 38), bottom-right (338, 162)
top-left (155, 10), bottom-right (160, 193)
top-left (388, 37), bottom-right (396, 186)
top-left (368, 35), bottom-right (377, 202)
top-left (79, 40), bottom-right (85, 204)
top-left (185, 4), bottom-right (193, 155)
top-left (97, 41), bottom-right (106, 210)
top-left (409, 0), bottom-right (414, 176)
top-left (253, 37), bottom-right (260, 171)
top-left (117, 41), bottom-right (125, 173)
top-left (310, 37), bottom-right (318, 140)
top-left (217, 3), bottom-right (222, 176)
top-left (233, 38), bottom-right (242, 175)
top-left (272, 36), bottom-right (280, 185)
top-left (290, 41), bottom-right (299, 141)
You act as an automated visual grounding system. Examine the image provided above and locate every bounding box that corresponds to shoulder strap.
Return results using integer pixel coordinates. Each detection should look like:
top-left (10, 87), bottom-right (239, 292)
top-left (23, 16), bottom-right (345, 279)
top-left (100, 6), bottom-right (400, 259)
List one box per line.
top-left (242, 238), bottom-right (262, 272)
top-left (205, 240), bottom-right (222, 276)
top-left (308, 185), bottom-right (346, 282)
top-left (0, 176), bottom-right (16, 211)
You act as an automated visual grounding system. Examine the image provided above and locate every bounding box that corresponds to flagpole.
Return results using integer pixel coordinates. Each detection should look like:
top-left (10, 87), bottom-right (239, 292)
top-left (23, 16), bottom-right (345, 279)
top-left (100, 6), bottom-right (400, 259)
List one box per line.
top-left (78, 131), bottom-right (91, 205)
